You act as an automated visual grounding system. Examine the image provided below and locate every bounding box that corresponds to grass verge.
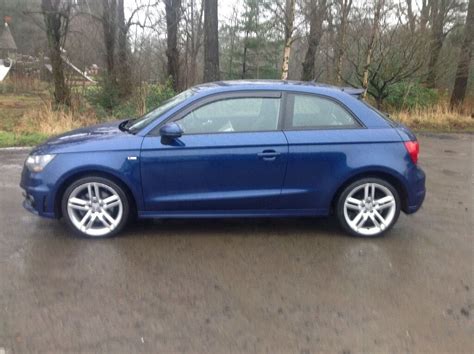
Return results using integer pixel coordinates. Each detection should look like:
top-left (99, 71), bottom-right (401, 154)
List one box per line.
top-left (0, 131), bottom-right (48, 148)
top-left (393, 103), bottom-right (474, 132)
top-left (14, 101), bottom-right (98, 136)
top-left (0, 90), bottom-right (473, 148)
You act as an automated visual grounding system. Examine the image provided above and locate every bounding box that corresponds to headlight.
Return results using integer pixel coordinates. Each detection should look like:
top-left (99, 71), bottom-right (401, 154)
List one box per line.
top-left (25, 154), bottom-right (56, 172)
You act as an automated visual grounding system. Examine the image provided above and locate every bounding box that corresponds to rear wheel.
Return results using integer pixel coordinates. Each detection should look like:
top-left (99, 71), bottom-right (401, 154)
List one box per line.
top-left (61, 176), bottom-right (130, 238)
top-left (336, 178), bottom-right (400, 237)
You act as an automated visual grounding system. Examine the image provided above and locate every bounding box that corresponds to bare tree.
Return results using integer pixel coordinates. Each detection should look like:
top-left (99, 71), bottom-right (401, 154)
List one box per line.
top-left (343, 2), bottom-right (426, 108)
top-left (203, 0), bottom-right (219, 82)
top-left (101, 0), bottom-right (117, 86)
top-left (334, 0), bottom-right (352, 84)
top-left (425, 0), bottom-right (464, 88)
top-left (94, 0), bottom-right (159, 102)
top-left (361, 0), bottom-right (384, 98)
top-left (450, 0), bottom-right (474, 108)
top-left (241, 0), bottom-right (257, 79)
top-left (117, 0), bottom-right (132, 97)
top-left (420, 0), bottom-right (430, 30)
top-left (281, 0), bottom-right (296, 80)
top-left (182, 0), bottom-right (204, 87)
top-left (405, 0), bottom-right (416, 33)
top-left (301, 0), bottom-right (327, 81)
top-left (223, 4), bottom-right (239, 79)
top-left (426, 0), bottom-right (445, 87)
top-left (41, 0), bottom-right (72, 106)
top-left (165, 0), bottom-right (181, 91)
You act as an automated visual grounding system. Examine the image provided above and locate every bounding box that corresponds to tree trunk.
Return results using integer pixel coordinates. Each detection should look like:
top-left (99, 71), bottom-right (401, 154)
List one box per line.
top-left (281, 43), bottom-right (291, 80)
top-left (301, 0), bottom-right (327, 81)
top-left (165, 0), bottom-right (182, 91)
top-left (419, 0), bottom-right (430, 31)
top-left (185, 0), bottom-right (203, 86)
top-left (426, 0), bottom-right (446, 88)
top-left (117, 0), bottom-right (132, 97)
top-left (406, 0), bottom-right (416, 33)
top-left (242, 28), bottom-right (249, 79)
top-left (101, 0), bottom-right (117, 85)
top-left (362, 0), bottom-right (383, 99)
top-left (41, 0), bottom-right (71, 106)
top-left (203, 0), bottom-right (219, 82)
top-left (281, 0), bottom-right (296, 80)
top-left (227, 6), bottom-right (238, 79)
top-left (334, 0), bottom-right (352, 85)
top-left (450, 0), bottom-right (474, 108)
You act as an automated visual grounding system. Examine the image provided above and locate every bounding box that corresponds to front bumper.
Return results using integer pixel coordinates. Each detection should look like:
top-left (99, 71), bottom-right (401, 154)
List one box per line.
top-left (22, 190), bottom-right (38, 215)
top-left (20, 166), bottom-right (57, 219)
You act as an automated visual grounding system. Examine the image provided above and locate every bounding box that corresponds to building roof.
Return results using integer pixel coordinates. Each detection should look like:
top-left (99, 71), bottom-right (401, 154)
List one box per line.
top-left (0, 22), bottom-right (17, 51)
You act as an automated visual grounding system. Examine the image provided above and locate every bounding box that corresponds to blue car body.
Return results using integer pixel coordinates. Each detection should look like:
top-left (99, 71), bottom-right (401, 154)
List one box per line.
top-left (20, 81), bottom-right (425, 221)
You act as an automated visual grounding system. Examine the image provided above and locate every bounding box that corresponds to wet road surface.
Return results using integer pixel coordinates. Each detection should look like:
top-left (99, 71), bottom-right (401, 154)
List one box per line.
top-left (0, 134), bottom-right (472, 353)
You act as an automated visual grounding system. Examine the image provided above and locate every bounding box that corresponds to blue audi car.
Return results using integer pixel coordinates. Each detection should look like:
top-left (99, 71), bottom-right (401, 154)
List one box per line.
top-left (20, 80), bottom-right (425, 238)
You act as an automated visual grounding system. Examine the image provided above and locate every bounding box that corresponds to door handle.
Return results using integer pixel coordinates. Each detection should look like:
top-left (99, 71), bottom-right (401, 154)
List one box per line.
top-left (257, 150), bottom-right (280, 160)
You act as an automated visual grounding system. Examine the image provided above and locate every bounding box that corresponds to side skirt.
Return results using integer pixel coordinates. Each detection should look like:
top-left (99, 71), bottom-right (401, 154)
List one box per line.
top-left (138, 209), bottom-right (328, 219)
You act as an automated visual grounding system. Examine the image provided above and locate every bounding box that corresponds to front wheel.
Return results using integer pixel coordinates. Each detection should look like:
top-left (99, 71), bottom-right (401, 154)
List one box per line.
top-left (61, 176), bottom-right (130, 238)
top-left (336, 178), bottom-right (401, 237)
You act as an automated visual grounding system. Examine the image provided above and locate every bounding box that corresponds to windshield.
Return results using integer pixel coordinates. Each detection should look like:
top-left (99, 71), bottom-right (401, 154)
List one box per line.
top-left (127, 89), bottom-right (196, 133)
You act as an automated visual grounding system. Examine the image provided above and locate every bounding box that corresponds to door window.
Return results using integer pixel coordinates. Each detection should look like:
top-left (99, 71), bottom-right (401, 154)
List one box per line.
top-left (287, 94), bottom-right (359, 129)
top-left (175, 97), bottom-right (281, 134)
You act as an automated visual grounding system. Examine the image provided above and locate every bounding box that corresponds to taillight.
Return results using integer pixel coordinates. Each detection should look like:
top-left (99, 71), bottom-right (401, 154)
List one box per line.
top-left (404, 140), bottom-right (419, 164)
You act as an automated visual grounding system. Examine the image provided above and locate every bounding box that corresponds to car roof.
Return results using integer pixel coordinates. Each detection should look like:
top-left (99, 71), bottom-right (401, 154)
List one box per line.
top-left (191, 80), bottom-right (365, 99)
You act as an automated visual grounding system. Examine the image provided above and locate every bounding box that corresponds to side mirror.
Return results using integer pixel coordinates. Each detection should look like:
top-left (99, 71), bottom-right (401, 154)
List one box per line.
top-left (160, 122), bottom-right (183, 138)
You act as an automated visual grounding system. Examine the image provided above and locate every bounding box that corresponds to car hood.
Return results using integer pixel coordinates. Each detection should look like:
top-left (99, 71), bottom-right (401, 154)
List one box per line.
top-left (31, 120), bottom-right (143, 155)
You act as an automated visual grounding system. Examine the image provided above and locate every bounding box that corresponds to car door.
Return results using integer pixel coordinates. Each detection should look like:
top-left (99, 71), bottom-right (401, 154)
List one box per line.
top-left (281, 92), bottom-right (366, 212)
top-left (140, 91), bottom-right (289, 212)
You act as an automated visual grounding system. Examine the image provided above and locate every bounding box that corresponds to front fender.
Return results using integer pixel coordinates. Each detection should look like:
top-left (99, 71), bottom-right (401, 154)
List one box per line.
top-left (45, 151), bottom-right (143, 217)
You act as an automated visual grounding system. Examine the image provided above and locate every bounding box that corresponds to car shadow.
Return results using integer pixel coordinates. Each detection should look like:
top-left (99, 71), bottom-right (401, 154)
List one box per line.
top-left (120, 216), bottom-right (346, 239)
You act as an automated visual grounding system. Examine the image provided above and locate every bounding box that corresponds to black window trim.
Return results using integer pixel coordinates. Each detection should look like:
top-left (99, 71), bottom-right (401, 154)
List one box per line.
top-left (282, 92), bottom-right (366, 131)
top-left (149, 90), bottom-right (284, 136)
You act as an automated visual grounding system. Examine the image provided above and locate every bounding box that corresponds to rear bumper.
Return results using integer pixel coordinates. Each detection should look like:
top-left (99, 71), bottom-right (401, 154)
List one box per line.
top-left (404, 165), bottom-right (426, 214)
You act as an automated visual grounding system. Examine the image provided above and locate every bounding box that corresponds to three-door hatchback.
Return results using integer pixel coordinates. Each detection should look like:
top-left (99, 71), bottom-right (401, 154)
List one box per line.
top-left (21, 80), bottom-right (425, 238)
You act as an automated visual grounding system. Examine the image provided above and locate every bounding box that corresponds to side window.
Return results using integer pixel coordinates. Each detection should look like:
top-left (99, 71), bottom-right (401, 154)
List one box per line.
top-left (288, 94), bottom-right (359, 129)
top-left (175, 97), bottom-right (281, 134)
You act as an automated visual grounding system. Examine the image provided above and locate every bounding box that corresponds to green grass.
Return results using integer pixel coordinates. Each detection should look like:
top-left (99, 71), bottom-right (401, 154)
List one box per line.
top-left (0, 131), bottom-right (48, 148)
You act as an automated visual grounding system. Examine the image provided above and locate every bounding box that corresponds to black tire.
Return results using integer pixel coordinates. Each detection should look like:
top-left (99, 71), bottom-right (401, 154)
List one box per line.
top-left (336, 177), bottom-right (401, 237)
top-left (61, 176), bottom-right (130, 238)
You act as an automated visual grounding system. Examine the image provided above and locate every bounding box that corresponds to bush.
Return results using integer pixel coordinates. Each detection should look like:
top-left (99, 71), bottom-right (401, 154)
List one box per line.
top-left (386, 82), bottom-right (438, 111)
top-left (85, 79), bottom-right (175, 119)
top-left (84, 78), bottom-right (121, 117)
top-left (144, 80), bottom-right (175, 112)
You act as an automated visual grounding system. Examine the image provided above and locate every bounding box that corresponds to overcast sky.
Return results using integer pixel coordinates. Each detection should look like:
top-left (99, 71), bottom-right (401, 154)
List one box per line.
top-left (123, 0), bottom-right (242, 25)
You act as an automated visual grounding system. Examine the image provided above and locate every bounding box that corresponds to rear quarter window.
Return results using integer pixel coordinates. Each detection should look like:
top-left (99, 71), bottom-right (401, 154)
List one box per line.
top-left (286, 93), bottom-right (361, 129)
top-left (360, 100), bottom-right (399, 127)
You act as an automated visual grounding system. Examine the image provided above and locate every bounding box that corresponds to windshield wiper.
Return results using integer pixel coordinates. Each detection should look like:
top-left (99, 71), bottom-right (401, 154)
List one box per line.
top-left (119, 119), bottom-right (135, 134)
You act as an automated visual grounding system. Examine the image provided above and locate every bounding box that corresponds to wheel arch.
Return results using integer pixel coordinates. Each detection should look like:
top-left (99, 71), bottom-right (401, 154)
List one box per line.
top-left (330, 169), bottom-right (409, 213)
top-left (54, 169), bottom-right (138, 218)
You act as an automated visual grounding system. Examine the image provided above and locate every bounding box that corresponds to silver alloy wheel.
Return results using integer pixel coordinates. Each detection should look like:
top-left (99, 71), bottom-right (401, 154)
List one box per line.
top-left (67, 182), bottom-right (123, 237)
top-left (343, 182), bottom-right (397, 236)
